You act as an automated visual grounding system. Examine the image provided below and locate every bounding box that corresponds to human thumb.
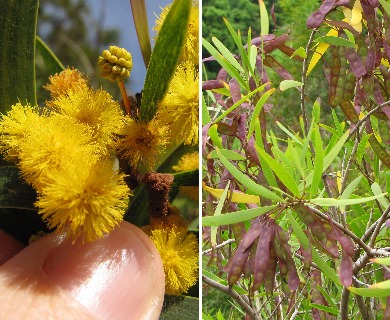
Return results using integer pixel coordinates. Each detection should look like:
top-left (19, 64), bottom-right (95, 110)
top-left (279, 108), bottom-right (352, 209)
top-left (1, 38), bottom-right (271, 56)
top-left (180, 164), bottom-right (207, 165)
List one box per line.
top-left (0, 221), bottom-right (165, 320)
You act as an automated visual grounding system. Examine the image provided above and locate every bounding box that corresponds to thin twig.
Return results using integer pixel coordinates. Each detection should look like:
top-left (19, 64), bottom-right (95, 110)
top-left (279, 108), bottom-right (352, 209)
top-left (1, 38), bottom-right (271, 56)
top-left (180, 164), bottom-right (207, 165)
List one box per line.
top-left (340, 287), bottom-right (350, 320)
top-left (202, 238), bottom-right (235, 255)
top-left (369, 204), bottom-right (390, 248)
top-left (348, 100), bottom-right (390, 139)
top-left (202, 275), bottom-right (260, 320)
top-left (300, 29), bottom-right (317, 137)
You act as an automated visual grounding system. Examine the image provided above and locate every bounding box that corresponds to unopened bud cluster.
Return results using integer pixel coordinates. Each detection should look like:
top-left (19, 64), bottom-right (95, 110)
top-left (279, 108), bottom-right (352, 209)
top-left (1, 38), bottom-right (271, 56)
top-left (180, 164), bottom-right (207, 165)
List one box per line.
top-left (98, 46), bottom-right (133, 82)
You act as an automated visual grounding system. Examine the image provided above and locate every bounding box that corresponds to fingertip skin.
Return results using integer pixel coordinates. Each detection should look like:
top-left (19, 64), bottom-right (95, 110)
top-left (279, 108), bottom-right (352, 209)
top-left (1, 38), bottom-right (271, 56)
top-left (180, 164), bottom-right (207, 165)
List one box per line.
top-left (0, 222), bottom-right (165, 320)
top-left (0, 231), bottom-right (25, 266)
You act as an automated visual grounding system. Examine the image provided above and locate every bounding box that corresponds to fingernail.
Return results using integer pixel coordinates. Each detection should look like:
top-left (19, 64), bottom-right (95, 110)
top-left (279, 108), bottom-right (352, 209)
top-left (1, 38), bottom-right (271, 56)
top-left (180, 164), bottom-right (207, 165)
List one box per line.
top-left (43, 222), bottom-right (165, 320)
top-left (0, 230), bottom-right (25, 265)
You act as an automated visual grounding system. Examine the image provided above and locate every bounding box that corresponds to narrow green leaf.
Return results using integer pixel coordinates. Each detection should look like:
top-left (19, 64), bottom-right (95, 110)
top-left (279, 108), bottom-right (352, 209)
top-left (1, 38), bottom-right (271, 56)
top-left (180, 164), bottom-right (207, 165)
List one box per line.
top-left (287, 140), bottom-right (305, 179)
top-left (255, 121), bottom-right (278, 188)
top-left (309, 193), bottom-right (387, 206)
top-left (247, 88), bottom-right (276, 140)
top-left (140, 0), bottom-right (191, 122)
top-left (203, 38), bottom-right (249, 91)
top-left (203, 205), bottom-right (277, 226)
top-left (315, 36), bottom-right (356, 48)
top-left (215, 148), bottom-right (284, 202)
top-left (0, 0), bottom-right (38, 110)
top-left (202, 94), bottom-right (212, 125)
top-left (339, 176), bottom-right (362, 211)
top-left (309, 303), bottom-right (339, 316)
top-left (256, 147), bottom-right (300, 197)
top-left (378, 0), bottom-right (390, 16)
top-left (310, 125), bottom-right (324, 198)
top-left (223, 18), bottom-right (252, 78)
top-left (371, 182), bottom-right (389, 209)
top-left (371, 257), bottom-right (390, 266)
top-left (258, 0), bottom-right (269, 36)
top-left (36, 36), bottom-right (64, 75)
top-left (348, 283), bottom-right (390, 298)
top-left (316, 285), bottom-right (338, 310)
top-left (212, 37), bottom-right (244, 73)
top-left (279, 80), bottom-right (304, 91)
top-left (130, 0), bottom-right (152, 67)
top-left (211, 182), bottom-right (230, 245)
top-left (213, 83), bottom-right (267, 123)
top-left (208, 149), bottom-right (246, 161)
top-left (276, 121), bottom-right (304, 146)
top-left (299, 130), bottom-right (350, 191)
top-left (209, 124), bottom-right (223, 149)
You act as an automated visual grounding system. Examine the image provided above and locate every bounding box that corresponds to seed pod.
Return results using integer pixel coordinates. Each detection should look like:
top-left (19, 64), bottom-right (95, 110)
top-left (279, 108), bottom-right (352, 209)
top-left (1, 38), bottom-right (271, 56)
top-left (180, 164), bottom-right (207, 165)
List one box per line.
top-left (225, 250), bottom-right (251, 285)
top-left (283, 243), bottom-right (300, 291)
top-left (224, 219), bottom-right (263, 285)
top-left (252, 224), bottom-right (271, 292)
top-left (379, 66), bottom-right (390, 99)
top-left (345, 47), bottom-right (366, 78)
top-left (330, 47), bottom-right (348, 108)
top-left (378, 119), bottom-right (390, 146)
top-left (340, 100), bottom-right (359, 124)
top-left (306, 0), bottom-right (337, 29)
top-left (329, 45), bottom-right (341, 107)
top-left (369, 134), bottom-right (390, 168)
top-left (339, 249), bottom-right (353, 287)
top-left (327, 227), bottom-right (355, 257)
top-left (263, 241), bottom-right (277, 296)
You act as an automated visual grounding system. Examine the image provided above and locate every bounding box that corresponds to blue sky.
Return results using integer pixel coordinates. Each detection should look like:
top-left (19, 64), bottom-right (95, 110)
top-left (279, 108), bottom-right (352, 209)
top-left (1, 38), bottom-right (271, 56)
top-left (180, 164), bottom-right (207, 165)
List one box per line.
top-left (86, 0), bottom-right (171, 94)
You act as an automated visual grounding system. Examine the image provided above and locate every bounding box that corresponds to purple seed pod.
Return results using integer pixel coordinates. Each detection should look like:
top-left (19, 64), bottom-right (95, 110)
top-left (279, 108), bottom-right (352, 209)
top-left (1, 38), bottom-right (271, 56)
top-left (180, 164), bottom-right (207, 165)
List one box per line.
top-left (224, 246), bottom-right (251, 285)
top-left (216, 99), bottom-right (227, 110)
top-left (263, 34), bottom-right (289, 54)
top-left (229, 78), bottom-right (241, 104)
top-left (246, 136), bottom-right (261, 166)
top-left (283, 243), bottom-right (300, 291)
top-left (264, 241), bottom-right (277, 296)
top-left (367, 0), bottom-right (379, 7)
top-left (339, 249), bottom-right (353, 286)
top-left (247, 35), bottom-right (276, 48)
top-left (345, 47), bottom-right (366, 78)
top-left (252, 224), bottom-right (271, 291)
top-left (202, 80), bottom-right (224, 91)
top-left (264, 55), bottom-right (293, 80)
top-left (236, 114), bottom-right (247, 141)
top-left (279, 44), bottom-right (304, 61)
top-left (329, 45), bottom-right (342, 107)
top-left (307, 0), bottom-right (337, 29)
top-left (216, 122), bottom-right (237, 136)
top-left (334, 0), bottom-right (351, 6)
top-left (255, 56), bottom-right (271, 90)
top-left (249, 77), bottom-right (257, 91)
top-left (327, 227), bottom-right (355, 257)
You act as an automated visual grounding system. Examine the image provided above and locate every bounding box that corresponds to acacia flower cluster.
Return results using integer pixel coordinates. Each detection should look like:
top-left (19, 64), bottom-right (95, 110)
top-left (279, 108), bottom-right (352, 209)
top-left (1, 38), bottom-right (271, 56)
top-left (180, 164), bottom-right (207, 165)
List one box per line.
top-left (0, 69), bottom-right (130, 242)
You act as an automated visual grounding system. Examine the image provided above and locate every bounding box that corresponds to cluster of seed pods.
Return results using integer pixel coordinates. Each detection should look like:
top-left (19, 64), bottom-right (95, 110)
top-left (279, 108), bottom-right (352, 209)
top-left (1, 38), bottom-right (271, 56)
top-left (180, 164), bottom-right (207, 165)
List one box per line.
top-left (328, 44), bottom-right (359, 124)
top-left (293, 204), bottom-right (355, 286)
top-left (224, 216), bottom-right (299, 294)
